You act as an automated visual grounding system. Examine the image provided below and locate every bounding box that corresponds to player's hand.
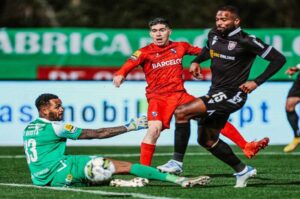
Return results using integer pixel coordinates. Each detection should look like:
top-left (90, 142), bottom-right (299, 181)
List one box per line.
top-left (189, 63), bottom-right (203, 80)
top-left (113, 75), bottom-right (125, 88)
top-left (125, 115), bottom-right (148, 131)
top-left (239, 81), bottom-right (258, 94)
top-left (285, 67), bottom-right (299, 77)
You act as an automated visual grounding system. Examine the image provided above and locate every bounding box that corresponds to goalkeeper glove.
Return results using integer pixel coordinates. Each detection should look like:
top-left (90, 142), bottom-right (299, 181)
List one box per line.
top-left (125, 115), bottom-right (148, 131)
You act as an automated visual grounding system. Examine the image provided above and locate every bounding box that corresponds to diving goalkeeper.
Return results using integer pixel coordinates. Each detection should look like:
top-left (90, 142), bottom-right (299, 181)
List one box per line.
top-left (23, 93), bottom-right (209, 187)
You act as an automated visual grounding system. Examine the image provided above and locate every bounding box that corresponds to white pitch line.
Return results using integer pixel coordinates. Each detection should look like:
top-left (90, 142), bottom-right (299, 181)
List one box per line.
top-left (96, 152), bottom-right (300, 157)
top-left (0, 155), bottom-right (25, 158)
top-left (0, 152), bottom-right (299, 159)
top-left (0, 183), bottom-right (175, 199)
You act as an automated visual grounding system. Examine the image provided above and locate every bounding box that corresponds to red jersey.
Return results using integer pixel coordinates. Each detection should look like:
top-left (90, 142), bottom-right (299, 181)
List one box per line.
top-left (115, 41), bottom-right (201, 98)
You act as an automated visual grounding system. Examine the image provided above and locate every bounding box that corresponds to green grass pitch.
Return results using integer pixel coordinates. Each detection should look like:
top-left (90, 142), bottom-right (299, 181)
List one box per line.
top-left (0, 145), bottom-right (299, 199)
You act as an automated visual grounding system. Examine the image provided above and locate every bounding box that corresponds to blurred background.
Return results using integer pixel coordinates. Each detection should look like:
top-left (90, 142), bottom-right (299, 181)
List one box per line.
top-left (1, 0), bottom-right (300, 28)
top-left (0, 0), bottom-right (299, 146)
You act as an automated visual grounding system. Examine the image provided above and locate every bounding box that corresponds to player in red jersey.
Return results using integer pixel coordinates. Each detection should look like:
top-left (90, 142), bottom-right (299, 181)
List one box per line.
top-left (113, 17), bottom-right (268, 168)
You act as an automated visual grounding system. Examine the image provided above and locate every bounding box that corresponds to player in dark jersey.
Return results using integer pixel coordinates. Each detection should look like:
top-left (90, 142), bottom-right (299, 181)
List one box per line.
top-left (171, 6), bottom-right (286, 188)
top-left (283, 64), bottom-right (300, 152)
top-left (113, 17), bottom-right (268, 171)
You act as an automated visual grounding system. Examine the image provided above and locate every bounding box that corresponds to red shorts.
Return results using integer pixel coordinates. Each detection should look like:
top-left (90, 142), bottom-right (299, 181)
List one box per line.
top-left (147, 92), bottom-right (195, 129)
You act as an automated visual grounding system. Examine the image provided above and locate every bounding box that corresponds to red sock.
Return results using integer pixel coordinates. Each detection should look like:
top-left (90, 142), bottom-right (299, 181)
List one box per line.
top-left (221, 122), bottom-right (247, 149)
top-left (140, 142), bottom-right (156, 166)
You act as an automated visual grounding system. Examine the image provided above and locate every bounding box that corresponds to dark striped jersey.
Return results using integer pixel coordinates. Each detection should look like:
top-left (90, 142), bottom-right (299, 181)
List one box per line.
top-left (193, 27), bottom-right (285, 91)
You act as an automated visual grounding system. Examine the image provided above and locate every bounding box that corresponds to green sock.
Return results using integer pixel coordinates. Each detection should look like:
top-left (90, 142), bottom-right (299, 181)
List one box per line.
top-left (130, 163), bottom-right (181, 184)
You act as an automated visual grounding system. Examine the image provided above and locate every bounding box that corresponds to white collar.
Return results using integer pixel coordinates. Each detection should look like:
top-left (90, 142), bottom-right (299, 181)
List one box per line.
top-left (228, 27), bottom-right (241, 37)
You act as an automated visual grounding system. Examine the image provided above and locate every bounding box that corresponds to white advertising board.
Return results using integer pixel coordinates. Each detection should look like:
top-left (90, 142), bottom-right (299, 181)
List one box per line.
top-left (0, 81), bottom-right (298, 146)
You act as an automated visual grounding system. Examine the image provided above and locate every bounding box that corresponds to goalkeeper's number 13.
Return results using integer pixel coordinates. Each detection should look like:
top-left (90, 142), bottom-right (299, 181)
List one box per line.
top-left (24, 139), bottom-right (38, 163)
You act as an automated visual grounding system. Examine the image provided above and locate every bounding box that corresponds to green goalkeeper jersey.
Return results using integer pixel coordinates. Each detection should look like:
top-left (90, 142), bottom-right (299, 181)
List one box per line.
top-left (23, 118), bottom-right (82, 186)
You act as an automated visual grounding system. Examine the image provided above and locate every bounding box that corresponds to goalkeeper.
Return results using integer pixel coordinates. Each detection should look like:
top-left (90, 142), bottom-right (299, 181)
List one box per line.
top-left (23, 93), bottom-right (210, 187)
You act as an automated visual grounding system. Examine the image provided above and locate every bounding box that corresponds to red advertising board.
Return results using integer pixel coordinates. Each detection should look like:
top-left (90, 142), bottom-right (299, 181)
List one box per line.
top-left (38, 67), bottom-right (211, 80)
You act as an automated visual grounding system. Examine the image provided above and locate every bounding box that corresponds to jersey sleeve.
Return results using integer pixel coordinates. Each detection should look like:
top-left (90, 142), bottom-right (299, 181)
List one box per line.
top-left (253, 46), bottom-right (286, 85)
top-left (181, 42), bottom-right (201, 55)
top-left (115, 50), bottom-right (145, 77)
top-left (241, 35), bottom-right (273, 58)
top-left (51, 122), bottom-right (82, 140)
top-left (191, 40), bottom-right (210, 64)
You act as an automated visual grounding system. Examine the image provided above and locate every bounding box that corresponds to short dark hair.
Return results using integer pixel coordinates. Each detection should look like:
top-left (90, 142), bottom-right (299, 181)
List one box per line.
top-left (148, 17), bottom-right (170, 28)
top-left (35, 93), bottom-right (59, 111)
top-left (218, 5), bottom-right (240, 18)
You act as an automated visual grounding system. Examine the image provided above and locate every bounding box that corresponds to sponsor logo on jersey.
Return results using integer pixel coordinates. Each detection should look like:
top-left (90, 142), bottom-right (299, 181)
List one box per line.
top-left (228, 41), bottom-right (237, 50)
top-left (170, 48), bottom-right (177, 54)
top-left (209, 50), bottom-right (235, 61)
top-left (130, 50), bottom-right (142, 60)
top-left (151, 111), bottom-right (158, 117)
top-left (24, 123), bottom-right (46, 136)
top-left (152, 58), bottom-right (182, 69)
top-left (64, 124), bottom-right (77, 133)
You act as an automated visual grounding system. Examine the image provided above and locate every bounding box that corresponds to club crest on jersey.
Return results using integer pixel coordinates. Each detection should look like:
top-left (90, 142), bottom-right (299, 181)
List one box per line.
top-left (170, 48), bottom-right (177, 54)
top-left (228, 41), bottom-right (237, 50)
top-left (151, 111), bottom-right (158, 117)
top-left (64, 124), bottom-right (77, 133)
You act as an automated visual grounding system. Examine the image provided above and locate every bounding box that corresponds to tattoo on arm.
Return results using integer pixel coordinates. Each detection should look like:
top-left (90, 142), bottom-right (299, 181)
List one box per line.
top-left (79, 126), bottom-right (128, 139)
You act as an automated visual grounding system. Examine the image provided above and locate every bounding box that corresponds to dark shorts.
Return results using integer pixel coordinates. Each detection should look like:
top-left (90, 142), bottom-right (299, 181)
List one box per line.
top-left (287, 74), bottom-right (300, 98)
top-left (199, 89), bottom-right (247, 129)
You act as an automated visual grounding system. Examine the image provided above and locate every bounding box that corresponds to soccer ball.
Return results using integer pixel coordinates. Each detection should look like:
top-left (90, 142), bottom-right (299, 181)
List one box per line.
top-left (84, 157), bottom-right (115, 183)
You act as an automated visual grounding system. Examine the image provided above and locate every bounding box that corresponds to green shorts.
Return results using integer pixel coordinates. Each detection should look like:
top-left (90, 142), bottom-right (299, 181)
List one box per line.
top-left (50, 155), bottom-right (101, 187)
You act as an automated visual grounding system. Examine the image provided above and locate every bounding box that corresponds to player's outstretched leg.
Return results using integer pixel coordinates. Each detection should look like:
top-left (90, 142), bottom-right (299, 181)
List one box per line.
top-left (178, 176), bottom-right (211, 187)
top-left (110, 175), bottom-right (210, 188)
top-left (110, 177), bottom-right (149, 187)
top-left (242, 137), bottom-right (270, 158)
top-left (130, 163), bottom-right (210, 187)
